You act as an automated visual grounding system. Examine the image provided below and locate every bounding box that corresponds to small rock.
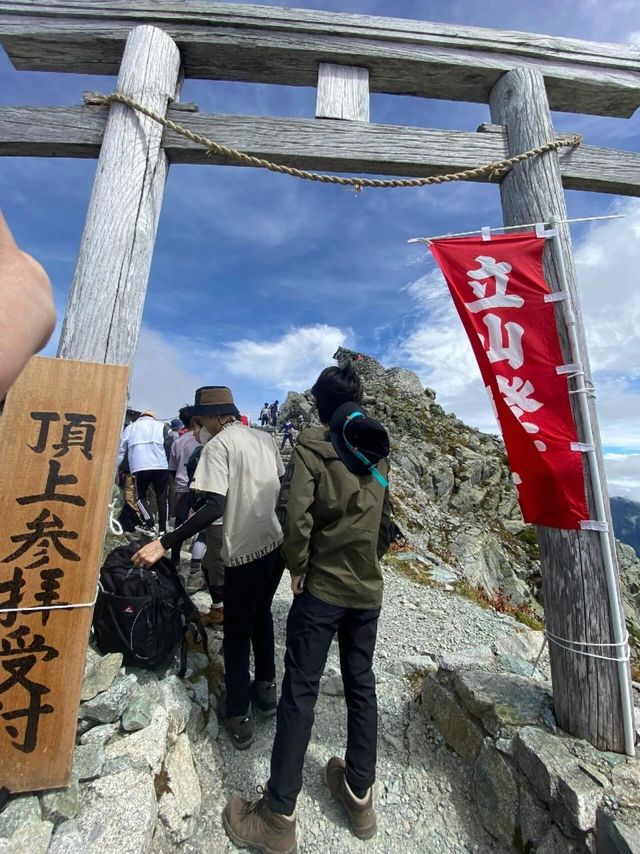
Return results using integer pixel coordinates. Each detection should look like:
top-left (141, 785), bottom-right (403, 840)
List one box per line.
top-left (47, 819), bottom-right (84, 854)
top-left (157, 734), bottom-right (202, 843)
top-left (75, 766), bottom-right (157, 853)
top-left (160, 676), bottom-right (192, 743)
top-left (189, 676), bottom-right (210, 711)
top-left (321, 674), bottom-right (344, 697)
top-left (80, 653), bottom-right (123, 702)
top-left (104, 705), bottom-right (169, 774)
top-left (41, 781), bottom-right (80, 825)
top-left (80, 722), bottom-right (119, 747)
top-left (122, 691), bottom-right (154, 732)
top-left (0, 795), bottom-right (41, 837)
top-left (79, 674), bottom-right (137, 724)
top-left (205, 714), bottom-right (219, 742)
top-left (72, 743), bottom-right (105, 783)
top-left (187, 652), bottom-right (209, 674)
top-left (0, 819), bottom-right (53, 853)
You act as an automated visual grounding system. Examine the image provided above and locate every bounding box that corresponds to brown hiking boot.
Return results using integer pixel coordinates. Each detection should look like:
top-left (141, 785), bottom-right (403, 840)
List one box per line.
top-left (325, 756), bottom-right (377, 839)
top-left (200, 605), bottom-right (224, 627)
top-left (223, 786), bottom-right (298, 853)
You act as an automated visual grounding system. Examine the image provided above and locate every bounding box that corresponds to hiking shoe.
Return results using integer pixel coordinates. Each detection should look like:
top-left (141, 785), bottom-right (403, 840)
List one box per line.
top-left (325, 757), bottom-right (377, 839)
top-left (223, 713), bottom-right (254, 750)
top-left (200, 605), bottom-right (223, 627)
top-left (186, 572), bottom-right (205, 594)
top-left (135, 525), bottom-right (155, 538)
top-left (252, 680), bottom-right (277, 716)
top-left (223, 786), bottom-right (297, 854)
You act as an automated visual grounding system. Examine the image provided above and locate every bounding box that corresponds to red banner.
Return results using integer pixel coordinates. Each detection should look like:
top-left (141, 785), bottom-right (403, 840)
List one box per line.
top-left (429, 232), bottom-right (588, 529)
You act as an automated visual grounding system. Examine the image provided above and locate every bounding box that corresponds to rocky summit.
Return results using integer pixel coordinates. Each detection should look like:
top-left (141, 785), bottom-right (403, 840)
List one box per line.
top-left (3, 349), bottom-right (640, 854)
top-left (282, 347), bottom-right (640, 654)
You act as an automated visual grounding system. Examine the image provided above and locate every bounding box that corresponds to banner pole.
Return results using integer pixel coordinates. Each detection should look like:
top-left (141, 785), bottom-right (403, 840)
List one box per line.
top-left (548, 216), bottom-right (635, 757)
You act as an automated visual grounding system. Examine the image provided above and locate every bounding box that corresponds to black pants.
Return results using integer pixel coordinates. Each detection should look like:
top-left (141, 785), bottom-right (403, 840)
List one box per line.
top-left (280, 434), bottom-right (294, 449)
top-left (223, 549), bottom-right (283, 716)
top-left (135, 469), bottom-right (170, 532)
top-left (268, 589), bottom-right (380, 815)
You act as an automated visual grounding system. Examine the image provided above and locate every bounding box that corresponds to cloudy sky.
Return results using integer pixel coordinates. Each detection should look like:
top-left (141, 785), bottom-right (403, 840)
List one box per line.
top-left (1, 0), bottom-right (639, 498)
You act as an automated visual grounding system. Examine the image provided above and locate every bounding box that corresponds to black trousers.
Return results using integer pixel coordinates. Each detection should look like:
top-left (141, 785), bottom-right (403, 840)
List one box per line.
top-left (223, 549), bottom-right (283, 716)
top-left (280, 434), bottom-right (294, 449)
top-left (135, 469), bottom-right (171, 532)
top-left (268, 589), bottom-right (380, 815)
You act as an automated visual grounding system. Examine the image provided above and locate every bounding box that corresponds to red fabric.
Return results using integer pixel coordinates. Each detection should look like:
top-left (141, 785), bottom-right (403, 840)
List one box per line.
top-left (429, 232), bottom-right (588, 529)
top-left (240, 414), bottom-right (249, 426)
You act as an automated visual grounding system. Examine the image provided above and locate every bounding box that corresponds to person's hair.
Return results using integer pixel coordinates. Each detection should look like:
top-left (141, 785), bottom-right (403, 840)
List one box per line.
top-left (218, 413), bottom-right (239, 427)
top-left (311, 362), bottom-right (363, 425)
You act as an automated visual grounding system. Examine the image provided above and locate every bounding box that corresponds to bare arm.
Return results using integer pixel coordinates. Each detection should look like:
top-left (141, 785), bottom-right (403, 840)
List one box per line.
top-left (0, 211), bottom-right (56, 399)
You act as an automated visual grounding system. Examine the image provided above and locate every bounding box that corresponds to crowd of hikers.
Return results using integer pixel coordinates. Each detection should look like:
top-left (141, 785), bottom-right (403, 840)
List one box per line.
top-left (113, 362), bottom-right (391, 851)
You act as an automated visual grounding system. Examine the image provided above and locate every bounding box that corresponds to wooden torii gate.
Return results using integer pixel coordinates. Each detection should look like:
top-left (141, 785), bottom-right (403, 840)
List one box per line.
top-left (1, 0), bottom-right (640, 771)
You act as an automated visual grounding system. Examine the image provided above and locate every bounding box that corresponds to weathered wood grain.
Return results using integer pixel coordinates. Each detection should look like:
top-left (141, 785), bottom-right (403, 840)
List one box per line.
top-left (1, 2), bottom-right (640, 116)
top-left (0, 356), bottom-right (129, 792)
top-left (56, 25), bottom-right (181, 366)
top-left (1, 105), bottom-right (639, 197)
top-left (490, 67), bottom-right (631, 753)
top-left (316, 62), bottom-right (369, 122)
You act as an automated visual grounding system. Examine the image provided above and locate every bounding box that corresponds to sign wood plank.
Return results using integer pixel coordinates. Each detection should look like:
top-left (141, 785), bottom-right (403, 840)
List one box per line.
top-left (0, 356), bottom-right (129, 792)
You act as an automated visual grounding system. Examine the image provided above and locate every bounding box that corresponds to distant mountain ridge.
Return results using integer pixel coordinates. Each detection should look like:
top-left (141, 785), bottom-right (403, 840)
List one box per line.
top-left (611, 496), bottom-right (640, 556)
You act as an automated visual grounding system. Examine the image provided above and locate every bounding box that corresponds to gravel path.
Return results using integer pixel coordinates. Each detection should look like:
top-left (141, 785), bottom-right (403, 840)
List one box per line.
top-left (168, 565), bottom-right (546, 853)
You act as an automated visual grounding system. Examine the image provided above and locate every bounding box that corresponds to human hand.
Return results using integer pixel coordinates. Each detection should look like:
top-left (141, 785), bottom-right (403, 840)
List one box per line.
top-left (291, 575), bottom-right (305, 596)
top-left (132, 539), bottom-right (166, 569)
top-left (0, 211), bottom-right (56, 398)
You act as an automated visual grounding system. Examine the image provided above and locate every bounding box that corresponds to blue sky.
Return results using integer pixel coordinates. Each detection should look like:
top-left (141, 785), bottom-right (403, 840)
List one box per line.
top-left (1, 0), bottom-right (640, 498)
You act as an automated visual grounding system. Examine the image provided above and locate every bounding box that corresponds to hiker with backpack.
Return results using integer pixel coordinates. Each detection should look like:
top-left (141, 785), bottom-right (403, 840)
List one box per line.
top-left (269, 400), bottom-right (279, 427)
top-left (223, 362), bottom-right (391, 852)
top-left (259, 403), bottom-right (270, 426)
top-left (132, 385), bottom-right (285, 748)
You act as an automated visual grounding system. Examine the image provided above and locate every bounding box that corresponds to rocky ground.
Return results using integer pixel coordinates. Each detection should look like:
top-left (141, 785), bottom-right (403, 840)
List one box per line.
top-left (157, 557), bottom-right (549, 854)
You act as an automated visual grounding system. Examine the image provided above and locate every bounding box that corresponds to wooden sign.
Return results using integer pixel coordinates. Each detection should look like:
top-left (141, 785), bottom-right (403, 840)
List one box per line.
top-left (0, 356), bottom-right (129, 792)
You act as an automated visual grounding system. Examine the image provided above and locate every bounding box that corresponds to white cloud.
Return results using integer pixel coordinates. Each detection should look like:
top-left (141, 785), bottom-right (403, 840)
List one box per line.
top-left (129, 327), bottom-right (206, 419)
top-left (123, 323), bottom-right (354, 425)
top-left (604, 453), bottom-right (640, 502)
top-left (222, 324), bottom-right (352, 390)
top-left (388, 198), bottom-right (640, 452)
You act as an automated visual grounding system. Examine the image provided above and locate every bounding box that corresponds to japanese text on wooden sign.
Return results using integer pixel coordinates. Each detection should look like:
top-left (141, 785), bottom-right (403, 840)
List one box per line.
top-left (0, 356), bottom-right (129, 792)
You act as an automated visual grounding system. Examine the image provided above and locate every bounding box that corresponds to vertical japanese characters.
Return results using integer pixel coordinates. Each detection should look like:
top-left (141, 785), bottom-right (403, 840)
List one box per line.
top-left (429, 232), bottom-right (588, 529)
top-left (0, 412), bottom-right (95, 753)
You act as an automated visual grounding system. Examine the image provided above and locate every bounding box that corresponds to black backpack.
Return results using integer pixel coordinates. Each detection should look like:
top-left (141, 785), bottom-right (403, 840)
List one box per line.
top-left (93, 544), bottom-right (208, 676)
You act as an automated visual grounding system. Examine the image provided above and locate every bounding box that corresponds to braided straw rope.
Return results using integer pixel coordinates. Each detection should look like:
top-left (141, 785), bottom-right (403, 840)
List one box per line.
top-left (92, 92), bottom-right (582, 191)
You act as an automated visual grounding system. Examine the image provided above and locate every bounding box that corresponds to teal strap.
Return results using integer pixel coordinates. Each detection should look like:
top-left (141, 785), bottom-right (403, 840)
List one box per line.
top-left (343, 413), bottom-right (389, 488)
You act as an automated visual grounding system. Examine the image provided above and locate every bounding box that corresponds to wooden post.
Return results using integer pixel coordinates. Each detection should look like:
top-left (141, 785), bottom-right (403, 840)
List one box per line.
top-left (315, 63), bottom-right (369, 122)
top-left (490, 67), bottom-right (632, 752)
top-left (57, 24), bottom-right (181, 366)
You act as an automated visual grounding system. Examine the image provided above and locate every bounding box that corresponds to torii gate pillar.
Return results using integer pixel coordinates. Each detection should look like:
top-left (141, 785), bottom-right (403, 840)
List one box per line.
top-left (57, 25), bottom-right (181, 366)
top-left (490, 67), bottom-right (631, 752)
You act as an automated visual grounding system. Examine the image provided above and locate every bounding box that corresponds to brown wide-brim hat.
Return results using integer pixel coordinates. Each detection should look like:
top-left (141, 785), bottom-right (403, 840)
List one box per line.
top-left (192, 386), bottom-right (240, 417)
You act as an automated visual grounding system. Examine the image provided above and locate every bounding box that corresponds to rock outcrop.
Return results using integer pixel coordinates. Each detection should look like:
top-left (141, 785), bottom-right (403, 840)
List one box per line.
top-left (280, 347), bottom-right (640, 664)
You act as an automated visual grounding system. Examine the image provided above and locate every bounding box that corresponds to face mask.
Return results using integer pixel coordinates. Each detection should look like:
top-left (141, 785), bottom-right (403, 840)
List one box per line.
top-left (199, 425), bottom-right (211, 444)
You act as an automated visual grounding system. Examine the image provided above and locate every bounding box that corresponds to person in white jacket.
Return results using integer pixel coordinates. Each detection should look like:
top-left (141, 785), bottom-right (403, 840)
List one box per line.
top-left (117, 410), bottom-right (170, 535)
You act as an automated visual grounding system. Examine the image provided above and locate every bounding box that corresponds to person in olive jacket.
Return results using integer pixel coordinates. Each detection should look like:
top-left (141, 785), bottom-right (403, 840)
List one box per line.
top-left (224, 361), bottom-right (391, 853)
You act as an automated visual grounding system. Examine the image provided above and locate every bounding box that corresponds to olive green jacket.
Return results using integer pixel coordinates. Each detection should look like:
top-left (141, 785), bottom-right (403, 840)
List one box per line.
top-left (278, 426), bottom-right (391, 609)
